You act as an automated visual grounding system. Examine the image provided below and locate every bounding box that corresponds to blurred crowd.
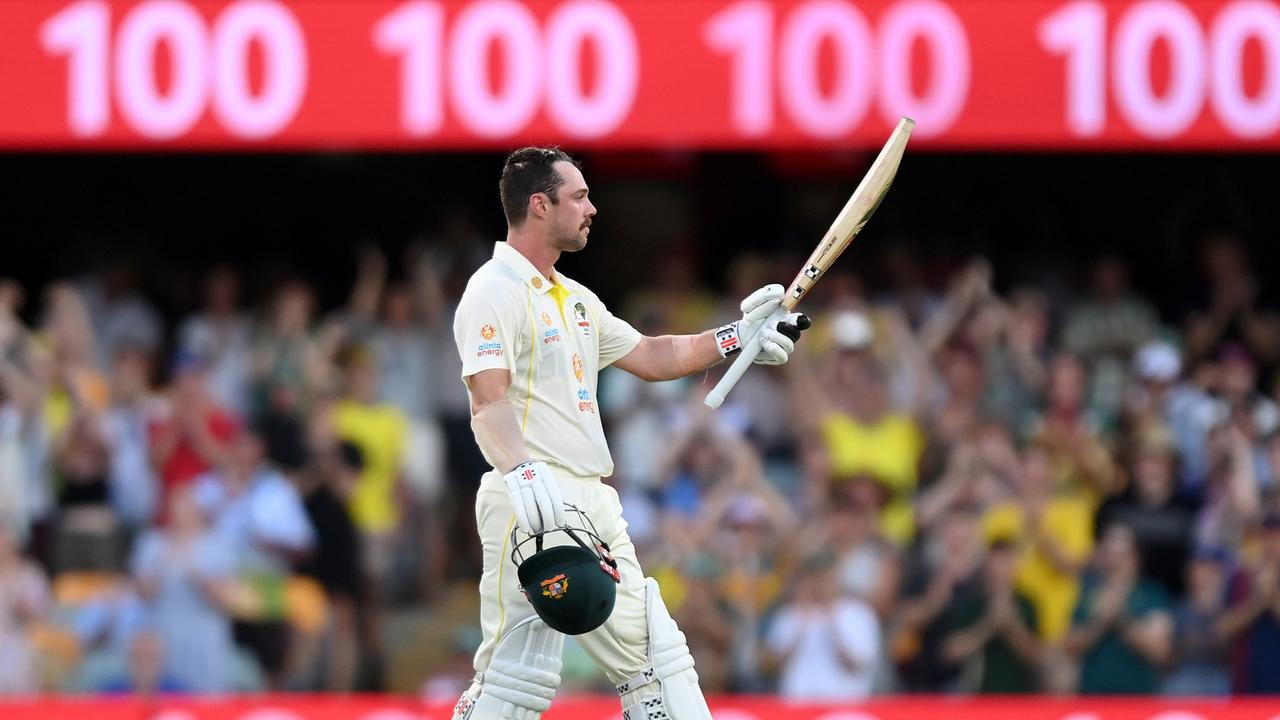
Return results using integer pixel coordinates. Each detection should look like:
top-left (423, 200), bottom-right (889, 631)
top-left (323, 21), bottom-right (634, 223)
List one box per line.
top-left (2, 229), bottom-right (1280, 699)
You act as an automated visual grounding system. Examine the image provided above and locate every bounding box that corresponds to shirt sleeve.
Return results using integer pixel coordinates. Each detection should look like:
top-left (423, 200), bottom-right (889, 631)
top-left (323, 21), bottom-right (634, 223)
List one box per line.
top-left (454, 280), bottom-right (527, 378)
top-left (585, 291), bottom-right (642, 368)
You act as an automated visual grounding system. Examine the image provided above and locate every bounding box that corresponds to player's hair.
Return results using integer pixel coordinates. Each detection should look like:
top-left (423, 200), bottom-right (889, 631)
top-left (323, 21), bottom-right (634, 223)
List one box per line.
top-left (499, 146), bottom-right (579, 227)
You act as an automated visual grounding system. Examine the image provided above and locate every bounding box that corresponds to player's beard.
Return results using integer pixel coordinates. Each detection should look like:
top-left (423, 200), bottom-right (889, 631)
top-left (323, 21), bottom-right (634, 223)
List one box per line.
top-left (554, 223), bottom-right (589, 252)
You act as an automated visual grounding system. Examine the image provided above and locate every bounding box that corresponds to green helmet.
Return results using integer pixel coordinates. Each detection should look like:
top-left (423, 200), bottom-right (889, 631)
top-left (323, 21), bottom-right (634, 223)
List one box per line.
top-left (512, 505), bottom-right (621, 635)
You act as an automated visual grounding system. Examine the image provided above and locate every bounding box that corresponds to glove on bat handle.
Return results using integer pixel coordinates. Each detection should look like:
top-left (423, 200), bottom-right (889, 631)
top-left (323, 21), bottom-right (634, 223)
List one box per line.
top-left (704, 326), bottom-right (763, 409)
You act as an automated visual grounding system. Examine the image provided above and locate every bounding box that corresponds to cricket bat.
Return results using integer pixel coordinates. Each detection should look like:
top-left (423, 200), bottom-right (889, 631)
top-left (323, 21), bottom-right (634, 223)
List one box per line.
top-left (704, 116), bottom-right (915, 409)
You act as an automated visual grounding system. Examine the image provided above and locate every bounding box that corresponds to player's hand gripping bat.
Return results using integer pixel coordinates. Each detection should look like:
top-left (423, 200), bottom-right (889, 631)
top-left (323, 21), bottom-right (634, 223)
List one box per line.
top-left (704, 116), bottom-right (915, 409)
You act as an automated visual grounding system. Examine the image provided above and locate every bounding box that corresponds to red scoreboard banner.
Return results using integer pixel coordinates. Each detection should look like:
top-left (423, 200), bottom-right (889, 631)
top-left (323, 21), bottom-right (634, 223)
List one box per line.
top-left (1, 697), bottom-right (1280, 720)
top-left (1, 0), bottom-right (1279, 150)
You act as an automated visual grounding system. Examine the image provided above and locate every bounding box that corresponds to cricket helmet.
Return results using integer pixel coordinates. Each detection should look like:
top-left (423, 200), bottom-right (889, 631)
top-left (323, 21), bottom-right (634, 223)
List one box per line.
top-left (511, 505), bottom-right (621, 635)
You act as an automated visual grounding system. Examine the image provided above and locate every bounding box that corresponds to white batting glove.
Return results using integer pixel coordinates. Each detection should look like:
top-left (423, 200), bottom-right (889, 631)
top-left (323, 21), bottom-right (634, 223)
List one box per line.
top-left (715, 284), bottom-right (785, 358)
top-left (754, 310), bottom-right (811, 365)
top-left (504, 460), bottom-right (567, 535)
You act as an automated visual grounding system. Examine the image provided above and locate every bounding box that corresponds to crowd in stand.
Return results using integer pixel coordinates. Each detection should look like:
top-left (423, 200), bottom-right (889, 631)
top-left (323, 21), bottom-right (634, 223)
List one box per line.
top-left (1, 230), bottom-right (1279, 699)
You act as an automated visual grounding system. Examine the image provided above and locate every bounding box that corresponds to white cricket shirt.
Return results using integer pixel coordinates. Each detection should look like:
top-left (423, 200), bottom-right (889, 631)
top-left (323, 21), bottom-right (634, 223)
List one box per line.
top-left (453, 242), bottom-right (642, 479)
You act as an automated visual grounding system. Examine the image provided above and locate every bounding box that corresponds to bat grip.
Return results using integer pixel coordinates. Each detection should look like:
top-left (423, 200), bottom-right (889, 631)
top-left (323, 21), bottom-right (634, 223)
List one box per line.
top-left (704, 333), bottom-right (761, 408)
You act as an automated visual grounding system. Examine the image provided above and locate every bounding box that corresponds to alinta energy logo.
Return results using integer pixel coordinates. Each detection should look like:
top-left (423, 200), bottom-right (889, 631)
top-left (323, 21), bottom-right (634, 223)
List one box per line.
top-left (476, 324), bottom-right (503, 358)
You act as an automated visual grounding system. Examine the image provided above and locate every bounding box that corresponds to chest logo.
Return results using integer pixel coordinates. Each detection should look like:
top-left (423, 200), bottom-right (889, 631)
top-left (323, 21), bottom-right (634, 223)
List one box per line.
top-left (572, 353), bottom-right (584, 382)
top-left (541, 312), bottom-right (553, 326)
top-left (573, 302), bottom-right (591, 336)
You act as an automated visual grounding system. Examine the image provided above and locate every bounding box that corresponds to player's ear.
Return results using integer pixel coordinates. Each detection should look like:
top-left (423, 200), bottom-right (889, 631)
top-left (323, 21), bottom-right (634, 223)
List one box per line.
top-left (529, 193), bottom-right (549, 220)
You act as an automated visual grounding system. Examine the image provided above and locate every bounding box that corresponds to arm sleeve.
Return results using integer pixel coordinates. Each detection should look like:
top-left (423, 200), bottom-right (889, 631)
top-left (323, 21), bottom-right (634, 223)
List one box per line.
top-left (454, 281), bottom-right (526, 378)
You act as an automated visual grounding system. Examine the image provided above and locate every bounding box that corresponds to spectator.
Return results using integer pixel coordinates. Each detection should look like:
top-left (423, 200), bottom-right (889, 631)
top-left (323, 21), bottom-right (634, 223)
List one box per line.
top-left (0, 519), bottom-right (51, 692)
top-left (788, 322), bottom-right (924, 547)
top-left (131, 486), bottom-right (246, 694)
top-left (343, 245), bottom-right (449, 600)
top-left (1195, 424), bottom-right (1262, 552)
top-left (984, 288), bottom-right (1051, 437)
top-left (178, 266), bottom-right (253, 418)
top-left (50, 408), bottom-right (119, 572)
top-left (1184, 235), bottom-right (1280, 369)
top-left (671, 553), bottom-right (735, 693)
top-left (1124, 340), bottom-right (1219, 494)
top-left (148, 351), bottom-right (237, 523)
top-left (895, 508), bottom-right (986, 692)
top-left (764, 551), bottom-right (880, 702)
top-left (102, 347), bottom-right (160, 530)
top-left (1062, 255), bottom-right (1160, 424)
top-left (77, 265), bottom-right (163, 372)
top-left (0, 281), bottom-right (47, 539)
top-left (1095, 433), bottom-right (1198, 596)
top-left (332, 344), bottom-right (406, 572)
top-left (940, 537), bottom-right (1043, 693)
top-left (331, 345), bottom-right (406, 687)
top-left (1214, 344), bottom-right (1280, 443)
top-left (296, 406), bottom-right (363, 692)
top-left (1163, 546), bottom-right (1234, 696)
top-left (826, 495), bottom-right (901, 619)
top-left (916, 423), bottom-right (1019, 535)
top-left (1219, 513), bottom-right (1280, 694)
top-left (1031, 352), bottom-right (1119, 505)
top-left (41, 282), bottom-right (110, 438)
top-left (194, 429), bottom-right (314, 689)
top-left (1066, 522), bottom-right (1174, 694)
top-left (701, 480), bottom-right (798, 691)
top-left (250, 280), bottom-right (331, 422)
top-left (982, 442), bottom-right (1093, 643)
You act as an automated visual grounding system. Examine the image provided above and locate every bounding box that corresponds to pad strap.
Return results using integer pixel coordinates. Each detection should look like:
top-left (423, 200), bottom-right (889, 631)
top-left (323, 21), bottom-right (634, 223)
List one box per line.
top-left (616, 578), bottom-right (708, 720)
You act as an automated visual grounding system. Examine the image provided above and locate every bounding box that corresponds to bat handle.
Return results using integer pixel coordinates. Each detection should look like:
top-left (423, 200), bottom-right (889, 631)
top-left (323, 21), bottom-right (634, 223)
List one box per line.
top-left (704, 334), bottom-right (761, 408)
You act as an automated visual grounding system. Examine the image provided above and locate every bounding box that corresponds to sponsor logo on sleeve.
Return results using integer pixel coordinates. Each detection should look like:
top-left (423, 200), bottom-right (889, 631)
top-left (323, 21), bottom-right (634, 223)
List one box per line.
top-left (476, 324), bottom-right (504, 358)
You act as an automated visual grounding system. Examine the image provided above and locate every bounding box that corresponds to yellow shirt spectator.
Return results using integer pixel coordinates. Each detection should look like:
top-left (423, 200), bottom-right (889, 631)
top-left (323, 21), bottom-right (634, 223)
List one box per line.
top-left (983, 497), bottom-right (1093, 642)
top-left (820, 412), bottom-right (923, 546)
top-left (333, 400), bottom-right (407, 533)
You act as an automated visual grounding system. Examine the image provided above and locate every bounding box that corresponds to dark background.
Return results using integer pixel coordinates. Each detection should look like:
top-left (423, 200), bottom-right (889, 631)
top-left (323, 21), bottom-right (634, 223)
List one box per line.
top-left (3, 151), bottom-right (1275, 322)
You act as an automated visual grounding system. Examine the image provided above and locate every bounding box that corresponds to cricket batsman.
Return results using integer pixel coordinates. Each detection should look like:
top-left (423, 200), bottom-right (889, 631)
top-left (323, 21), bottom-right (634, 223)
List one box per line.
top-left (451, 147), bottom-right (809, 719)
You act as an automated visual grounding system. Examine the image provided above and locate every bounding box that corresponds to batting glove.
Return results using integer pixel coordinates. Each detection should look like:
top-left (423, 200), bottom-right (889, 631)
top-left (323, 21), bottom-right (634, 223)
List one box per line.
top-left (715, 284), bottom-right (785, 358)
top-left (504, 460), bottom-right (567, 535)
top-left (754, 310), bottom-right (812, 365)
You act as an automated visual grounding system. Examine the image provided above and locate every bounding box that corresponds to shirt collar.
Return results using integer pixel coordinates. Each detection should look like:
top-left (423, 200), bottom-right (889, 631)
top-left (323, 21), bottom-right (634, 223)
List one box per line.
top-left (493, 242), bottom-right (555, 295)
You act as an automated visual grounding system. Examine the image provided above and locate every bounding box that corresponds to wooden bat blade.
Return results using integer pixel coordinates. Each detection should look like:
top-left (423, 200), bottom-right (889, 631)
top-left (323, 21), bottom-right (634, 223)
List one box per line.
top-left (705, 118), bottom-right (915, 410)
top-left (783, 116), bottom-right (914, 310)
